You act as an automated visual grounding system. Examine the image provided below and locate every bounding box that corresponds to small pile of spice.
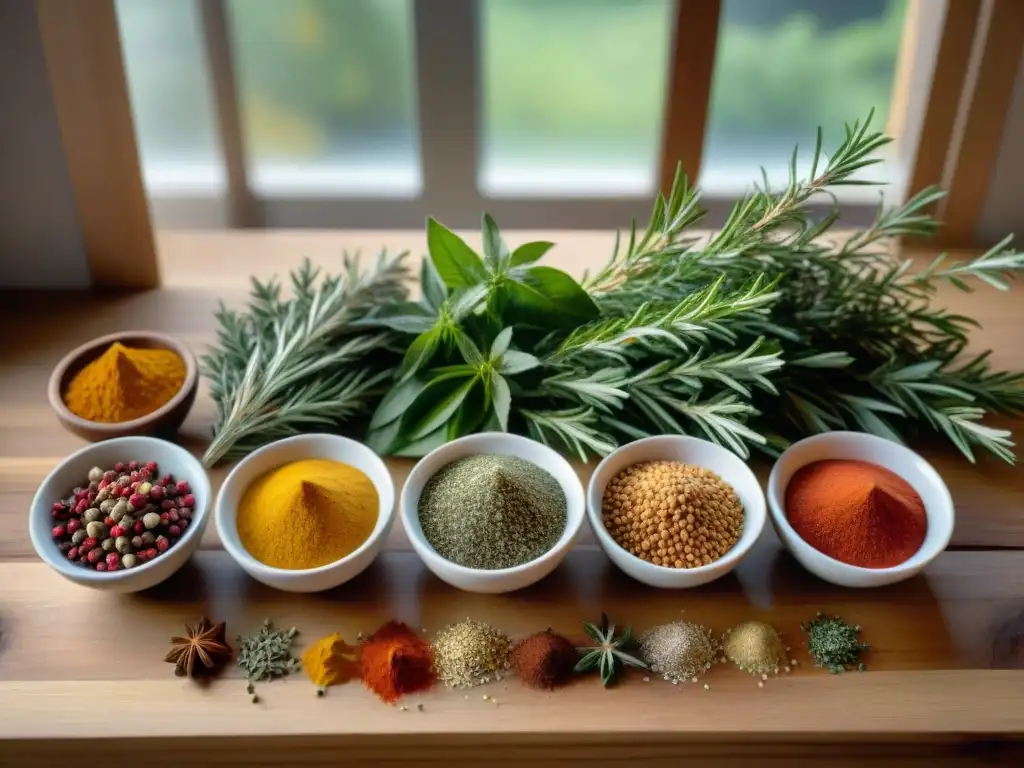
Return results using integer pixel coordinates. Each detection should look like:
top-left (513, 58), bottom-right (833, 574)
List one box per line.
top-left (802, 613), bottom-right (869, 673)
top-left (302, 633), bottom-right (360, 693)
top-left (237, 620), bottom-right (301, 701)
top-left (360, 621), bottom-right (435, 703)
top-left (237, 458), bottom-right (378, 570)
top-left (165, 618), bottom-right (232, 679)
top-left (639, 621), bottom-right (717, 684)
top-left (722, 621), bottom-right (787, 676)
top-left (602, 461), bottom-right (744, 569)
top-left (64, 341), bottom-right (186, 423)
top-left (785, 459), bottom-right (927, 568)
top-left (511, 630), bottom-right (578, 690)
top-left (418, 454), bottom-right (566, 570)
top-left (49, 461), bottom-right (196, 571)
top-left (433, 619), bottom-right (511, 688)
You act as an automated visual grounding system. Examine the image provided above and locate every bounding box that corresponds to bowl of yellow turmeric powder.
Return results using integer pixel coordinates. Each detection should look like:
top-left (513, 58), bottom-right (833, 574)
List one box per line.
top-left (48, 331), bottom-right (199, 440)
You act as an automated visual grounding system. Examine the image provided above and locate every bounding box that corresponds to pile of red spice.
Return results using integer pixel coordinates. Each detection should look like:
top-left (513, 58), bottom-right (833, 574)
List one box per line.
top-left (511, 630), bottom-right (578, 690)
top-left (785, 459), bottom-right (927, 568)
top-left (359, 621), bottom-right (435, 703)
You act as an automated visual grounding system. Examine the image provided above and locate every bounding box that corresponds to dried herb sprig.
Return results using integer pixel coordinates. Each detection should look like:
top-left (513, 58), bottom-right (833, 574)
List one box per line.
top-left (801, 613), bottom-right (869, 673)
top-left (237, 619), bottom-right (301, 700)
top-left (574, 612), bottom-right (648, 687)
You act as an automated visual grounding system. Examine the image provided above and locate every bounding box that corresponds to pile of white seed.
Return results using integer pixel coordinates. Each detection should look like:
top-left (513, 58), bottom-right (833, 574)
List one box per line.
top-left (639, 621), bottom-right (718, 683)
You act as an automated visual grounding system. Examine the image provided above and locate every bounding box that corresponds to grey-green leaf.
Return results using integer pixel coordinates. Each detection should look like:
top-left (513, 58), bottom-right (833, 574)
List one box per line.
top-left (420, 257), bottom-right (447, 311)
top-left (369, 375), bottom-right (429, 429)
top-left (482, 213), bottom-right (509, 272)
top-left (427, 216), bottom-right (487, 289)
top-left (500, 349), bottom-right (540, 375)
top-left (398, 330), bottom-right (440, 382)
top-left (490, 327), bottom-right (514, 359)
top-left (401, 375), bottom-right (477, 440)
top-left (492, 372), bottom-right (511, 431)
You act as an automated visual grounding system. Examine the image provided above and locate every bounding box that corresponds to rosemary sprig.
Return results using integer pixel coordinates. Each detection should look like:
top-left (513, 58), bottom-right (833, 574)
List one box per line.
top-left (574, 612), bottom-right (648, 688)
top-left (201, 254), bottom-right (408, 466)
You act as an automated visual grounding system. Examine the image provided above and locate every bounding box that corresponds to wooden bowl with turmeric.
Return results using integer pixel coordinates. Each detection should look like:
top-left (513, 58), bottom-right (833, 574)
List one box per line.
top-left (48, 331), bottom-right (199, 441)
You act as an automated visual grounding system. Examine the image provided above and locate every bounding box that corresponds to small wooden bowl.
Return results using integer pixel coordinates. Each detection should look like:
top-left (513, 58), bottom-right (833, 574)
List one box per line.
top-left (48, 331), bottom-right (199, 441)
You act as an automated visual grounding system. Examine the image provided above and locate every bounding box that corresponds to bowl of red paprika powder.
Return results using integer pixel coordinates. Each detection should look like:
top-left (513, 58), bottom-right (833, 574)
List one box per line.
top-left (766, 431), bottom-right (954, 588)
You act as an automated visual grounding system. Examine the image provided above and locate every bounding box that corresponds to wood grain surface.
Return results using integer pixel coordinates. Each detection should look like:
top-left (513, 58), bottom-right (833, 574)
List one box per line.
top-left (0, 231), bottom-right (1022, 765)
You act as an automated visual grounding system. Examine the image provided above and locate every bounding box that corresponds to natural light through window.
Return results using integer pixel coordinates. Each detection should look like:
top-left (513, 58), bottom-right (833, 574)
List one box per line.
top-left (480, 0), bottom-right (674, 197)
top-left (700, 0), bottom-right (908, 194)
top-left (227, 0), bottom-right (421, 197)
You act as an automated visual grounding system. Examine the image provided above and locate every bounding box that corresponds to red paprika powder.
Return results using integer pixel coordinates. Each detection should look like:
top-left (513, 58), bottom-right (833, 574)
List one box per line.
top-left (785, 459), bottom-right (927, 568)
top-left (360, 621), bottom-right (435, 703)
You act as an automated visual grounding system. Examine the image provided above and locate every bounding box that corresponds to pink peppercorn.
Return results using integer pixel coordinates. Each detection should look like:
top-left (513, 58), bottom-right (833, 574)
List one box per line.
top-left (51, 501), bottom-right (66, 513)
top-left (67, 518), bottom-right (82, 534)
top-left (160, 499), bottom-right (174, 510)
top-left (87, 548), bottom-right (103, 564)
top-left (129, 493), bottom-right (147, 510)
top-left (95, 563), bottom-right (107, 572)
top-left (181, 494), bottom-right (196, 509)
top-left (150, 485), bottom-right (165, 501)
top-left (75, 500), bottom-right (88, 515)
top-left (128, 461), bottom-right (139, 471)
top-left (79, 537), bottom-right (97, 553)
top-left (52, 525), bottom-right (66, 538)
top-left (160, 513), bottom-right (170, 524)
top-left (179, 508), bottom-right (192, 520)
top-left (109, 525), bottom-right (124, 539)
top-left (168, 525), bottom-right (181, 537)
top-left (146, 461), bottom-right (158, 472)
top-left (134, 521), bottom-right (145, 534)
top-left (106, 552), bottom-right (119, 569)
top-left (145, 547), bottom-right (158, 560)
top-left (176, 480), bottom-right (190, 495)
top-left (160, 474), bottom-right (173, 486)
top-left (168, 510), bottom-right (179, 523)
top-left (130, 472), bottom-right (141, 484)
top-left (179, 518), bottom-right (189, 530)
top-left (67, 547), bottom-right (79, 560)
top-left (114, 462), bottom-right (125, 472)
top-left (103, 470), bottom-right (116, 483)
top-left (156, 538), bottom-right (169, 553)
top-left (121, 487), bottom-right (132, 498)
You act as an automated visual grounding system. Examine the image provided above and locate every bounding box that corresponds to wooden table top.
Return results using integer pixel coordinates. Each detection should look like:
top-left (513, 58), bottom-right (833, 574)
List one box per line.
top-left (1, 231), bottom-right (1022, 766)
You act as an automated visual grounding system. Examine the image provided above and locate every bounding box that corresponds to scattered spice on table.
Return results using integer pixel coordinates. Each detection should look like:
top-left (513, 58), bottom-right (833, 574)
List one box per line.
top-left (302, 632), bottom-right (360, 693)
top-left (575, 612), bottom-right (648, 688)
top-left (49, 461), bottom-right (196, 571)
top-left (722, 621), bottom-right (786, 677)
top-left (785, 459), bottom-right (927, 568)
top-left (602, 461), bottom-right (743, 569)
top-left (237, 458), bottom-right (378, 570)
top-left (63, 341), bottom-right (186, 423)
top-left (237, 620), bottom-right (301, 700)
top-left (639, 621), bottom-right (718, 684)
top-left (433, 619), bottom-right (511, 688)
top-left (418, 454), bottom-right (566, 569)
top-left (511, 630), bottom-right (578, 690)
top-left (165, 618), bottom-right (232, 679)
top-left (802, 613), bottom-right (869, 673)
top-left (360, 621), bottom-right (435, 703)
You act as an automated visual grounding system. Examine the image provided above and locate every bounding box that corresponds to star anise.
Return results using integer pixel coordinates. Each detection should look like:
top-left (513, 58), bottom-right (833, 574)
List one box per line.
top-left (165, 618), bottom-right (232, 679)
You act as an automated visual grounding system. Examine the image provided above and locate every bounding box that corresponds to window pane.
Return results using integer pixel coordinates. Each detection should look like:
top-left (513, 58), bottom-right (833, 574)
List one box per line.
top-left (481, 0), bottom-right (674, 196)
top-left (116, 0), bottom-right (225, 193)
top-left (701, 0), bottom-right (908, 191)
top-left (227, 0), bottom-right (420, 196)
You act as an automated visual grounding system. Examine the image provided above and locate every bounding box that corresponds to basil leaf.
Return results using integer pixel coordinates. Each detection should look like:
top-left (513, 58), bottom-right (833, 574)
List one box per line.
top-left (492, 372), bottom-right (511, 431)
top-left (371, 302), bottom-right (436, 334)
top-left (482, 213), bottom-right (510, 272)
top-left (500, 349), bottom-right (540, 375)
top-left (427, 217), bottom-right (486, 289)
top-left (510, 241), bottom-right (554, 267)
top-left (447, 379), bottom-right (489, 440)
top-left (523, 266), bottom-right (599, 320)
top-left (452, 327), bottom-right (484, 366)
top-left (369, 375), bottom-right (429, 430)
top-left (401, 374), bottom-right (477, 440)
top-left (392, 426), bottom-right (449, 458)
top-left (398, 329), bottom-right (440, 382)
top-left (420, 258), bottom-right (447, 312)
top-left (450, 283), bottom-right (488, 320)
top-left (365, 417), bottom-right (403, 455)
top-left (489, 327), bottom-right (513, 359)
top-left (503, 280), bottom-right (563, 327)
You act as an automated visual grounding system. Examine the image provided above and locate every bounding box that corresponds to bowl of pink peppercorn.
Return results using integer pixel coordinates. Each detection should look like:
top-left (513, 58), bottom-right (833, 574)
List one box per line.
top-left (28, 436), bottom-right (211, 593)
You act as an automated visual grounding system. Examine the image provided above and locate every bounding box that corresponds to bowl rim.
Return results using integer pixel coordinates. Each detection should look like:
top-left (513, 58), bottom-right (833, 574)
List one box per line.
top-left (586, 434), bottom-right (767, 577)
top-left (765, 430), bottom-right (955, 576)
top-left (400, 432), bottom-right (587, 578)
top-left (28, 435), bottom-right (211, 582)
top-left (47, 330), bottom-right (199, 433)
top-left (214, 433), bottom-right (397, 577)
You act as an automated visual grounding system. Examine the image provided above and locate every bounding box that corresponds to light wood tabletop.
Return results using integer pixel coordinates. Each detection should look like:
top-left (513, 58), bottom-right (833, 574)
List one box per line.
top-left (0, 231), bottom-right (1022, 766)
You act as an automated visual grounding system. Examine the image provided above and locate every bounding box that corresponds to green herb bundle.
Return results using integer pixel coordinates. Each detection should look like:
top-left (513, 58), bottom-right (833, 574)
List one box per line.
top-left (366, 112), bottom-right (1024, 463)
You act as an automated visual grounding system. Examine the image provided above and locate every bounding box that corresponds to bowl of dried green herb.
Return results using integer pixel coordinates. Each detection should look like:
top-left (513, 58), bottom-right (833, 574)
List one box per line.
top-left (400, 433), bottom-right (585, 593)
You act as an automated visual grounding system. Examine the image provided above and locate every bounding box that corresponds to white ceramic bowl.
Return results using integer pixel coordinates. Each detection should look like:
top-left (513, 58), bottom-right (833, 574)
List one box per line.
top-left (401, 433), bottom-right (586, 594)
top-left (767, 431), bottom-right (954, 588)
top-left (587, 435), bottom-right (767, 588)
top-left (215, 434), bottom-right (395, 593)
top-left (28, 436), bottom-right (211, 593)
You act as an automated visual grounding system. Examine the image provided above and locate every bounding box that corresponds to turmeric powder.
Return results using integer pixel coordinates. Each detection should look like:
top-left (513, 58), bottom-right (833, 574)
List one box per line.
top-left (302, 633), bottom-right (360, 689)
top-left (237, 458), bottom-right (379, 569)
top-left (64, 341), bottom-right (185, 423)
